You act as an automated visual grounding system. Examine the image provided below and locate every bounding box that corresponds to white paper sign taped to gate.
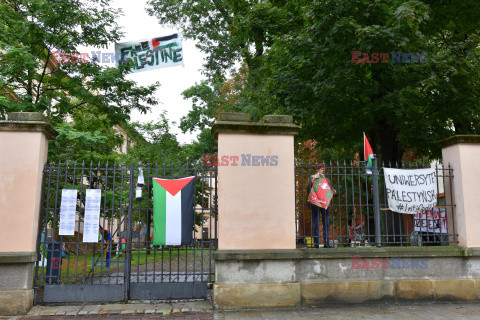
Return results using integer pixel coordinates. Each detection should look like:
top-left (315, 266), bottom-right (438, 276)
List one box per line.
top-left (59, 189), bottom-right (77, 235)
top-left (83, 189), bottom-right (102, 242)
top-left (414, 208), bottom-right (447, 233)
top-left (384, 168), bottom-right (437, 214)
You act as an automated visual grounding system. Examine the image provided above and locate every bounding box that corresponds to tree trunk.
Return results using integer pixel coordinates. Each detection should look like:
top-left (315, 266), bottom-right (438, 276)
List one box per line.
top-left (369, 120), bottom-right (404, 167)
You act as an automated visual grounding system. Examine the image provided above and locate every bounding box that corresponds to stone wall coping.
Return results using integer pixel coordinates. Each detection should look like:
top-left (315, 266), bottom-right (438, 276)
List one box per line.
top-left (437, 135), bottom-right (480, 149)
top-left (0, 112), bottom-right (58, 139)
top-left (0, 252), bottom-right (37, 264)
top-left (211, 113), bottom-right (301, 138)
top-left (214, 247), bottom-right (480, 261)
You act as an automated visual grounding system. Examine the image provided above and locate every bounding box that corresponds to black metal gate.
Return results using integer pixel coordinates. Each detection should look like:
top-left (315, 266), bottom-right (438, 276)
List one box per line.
top-left (295, 160), bottom-right (457, 248)
top-left (34, 162), bottom-right (217, 303)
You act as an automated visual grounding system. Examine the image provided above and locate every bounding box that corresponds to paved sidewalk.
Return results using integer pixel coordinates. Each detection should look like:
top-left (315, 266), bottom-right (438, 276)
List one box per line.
top-left (2, 300), bottom-right (480, 319)
top-left (14, 301), bottom-right (212, 318)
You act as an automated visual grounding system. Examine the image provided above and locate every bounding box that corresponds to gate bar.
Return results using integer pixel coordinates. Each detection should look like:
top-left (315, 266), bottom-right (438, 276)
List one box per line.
top-left (372, 157), bottom-right (382, 247)
top-left (123, 165), bottom-right (135, 302)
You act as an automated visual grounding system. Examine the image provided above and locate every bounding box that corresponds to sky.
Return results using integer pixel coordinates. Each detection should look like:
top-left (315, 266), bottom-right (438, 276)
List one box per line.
top-left (107, 0), bottom-right (206, 144)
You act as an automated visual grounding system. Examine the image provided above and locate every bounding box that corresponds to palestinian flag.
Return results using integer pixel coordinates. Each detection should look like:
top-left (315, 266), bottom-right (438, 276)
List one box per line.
top-left (308, 174), bottom-right (333, 209)
top-left (364, 133), bottom-right (374, 175)
top-left (152, 176), bottom-right (195, 246)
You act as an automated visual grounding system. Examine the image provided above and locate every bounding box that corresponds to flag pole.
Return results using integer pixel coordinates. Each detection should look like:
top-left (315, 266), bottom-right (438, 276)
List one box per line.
top-left (372, 155), bottom-right (381, 247)
top-left (363, 132), bottom-right (365, 162)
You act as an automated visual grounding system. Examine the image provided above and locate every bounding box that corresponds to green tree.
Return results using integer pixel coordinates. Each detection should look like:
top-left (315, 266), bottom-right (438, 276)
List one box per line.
top-left (0, 0), bottom-right (158, 123)
top-left (148, 0), bottom-right (480, 164)
top-left (145, 0), bottom-right (301, 130)
top-left (251, 0), bottom-right (480, 164)
top-left (179, 81), bottom-right (222, 133)
top-left (123, 113), bottom-right (216, 166)
top-left (122, 112), bottom-right (183, 165)
top-left (147, 0), bottom-right (288, 79)
top-left (47, 106), bottom-right (123, 163)
top-left (179, 68), bottom-right (248, 134)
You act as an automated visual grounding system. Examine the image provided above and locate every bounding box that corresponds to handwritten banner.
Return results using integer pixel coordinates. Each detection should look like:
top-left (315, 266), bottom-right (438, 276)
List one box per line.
top-left (59, 189), bottom-right (77, 235)
top-left (384, 168), bottom-right (437, 214)
top-left (414, 208), bottom-right (447, 233)
top-left (115, 33), bottom-right (184, 73)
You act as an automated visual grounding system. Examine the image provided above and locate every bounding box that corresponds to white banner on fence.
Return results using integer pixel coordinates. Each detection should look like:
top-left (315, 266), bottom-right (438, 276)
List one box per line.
top-left (83, 189), bottom-right (102, 243)
top-left (115, 33), bottom-right (184, 73)
top-left (59, 189), bottom-right (77, 235)
top-left (383, 168), bottom-right (437, 214)
top-left (414, 208), bottom-right (447, 233)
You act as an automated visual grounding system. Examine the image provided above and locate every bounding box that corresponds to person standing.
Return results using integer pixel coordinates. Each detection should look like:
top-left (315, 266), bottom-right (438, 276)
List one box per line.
top-left (306, 163), bottom-right (336, 248)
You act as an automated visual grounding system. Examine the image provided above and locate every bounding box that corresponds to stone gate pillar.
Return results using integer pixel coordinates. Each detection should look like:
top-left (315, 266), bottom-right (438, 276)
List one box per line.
top-left (211, 113), bottom-right (301, 308)
top-left (0, 112), bottom-right (57, 315)
top-left (439, 135), bottom-right (480, 247)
